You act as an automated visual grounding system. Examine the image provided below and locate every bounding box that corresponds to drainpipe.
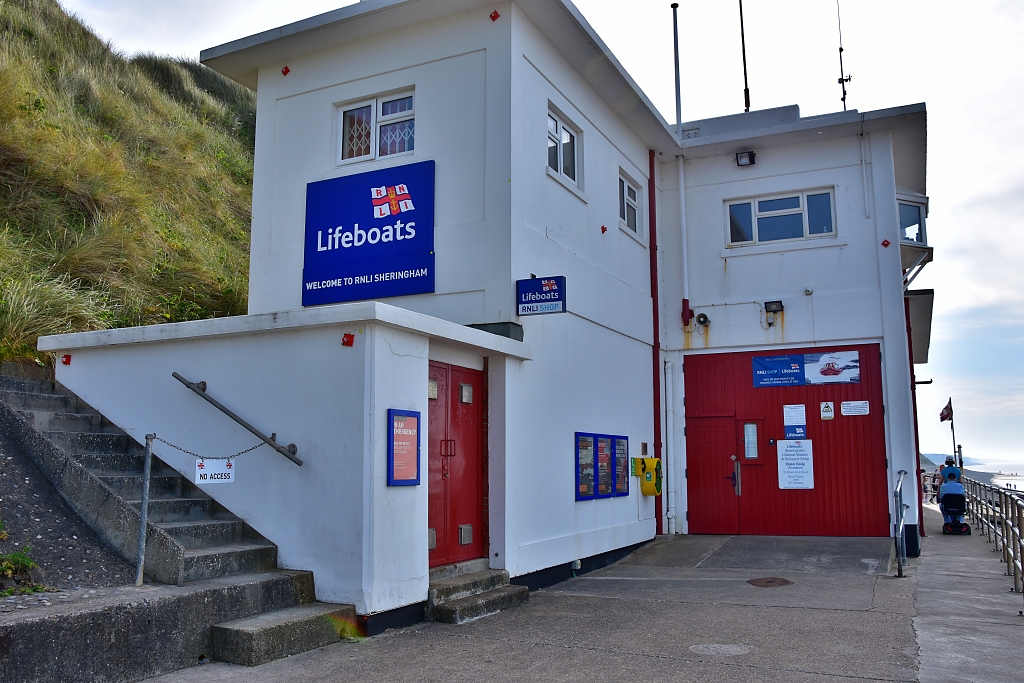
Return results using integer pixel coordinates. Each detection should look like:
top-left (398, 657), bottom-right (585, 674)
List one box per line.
top-left (648, 150), bottom-right (663, 535)
top-left (679, 157), bottom-right (693, 327)
top-left (664, 360), bottom-right (676, 533)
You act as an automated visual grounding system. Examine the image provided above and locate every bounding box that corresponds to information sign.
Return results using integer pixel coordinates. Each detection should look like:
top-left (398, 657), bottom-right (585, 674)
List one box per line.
top-left (753, 350), bottom-right (860, 387)
top-left (576, 432), bottom-right (629, 500)
top-left (841, 400), bottom-right (870, 416)
top-left (302, 161), bottom-right (435, 306)
top-left (778, 440), bottom-right (814, 489)
top-left (783, 404), bottom-right (807, 439)
top-left (820, 401), bottom-right (835, 420)
top-left (516, 276), bottom-right (566, 315)
top-left (195, 458), bottom-right (234, 484)
top-left (387, 409), bottom-right (421, 486)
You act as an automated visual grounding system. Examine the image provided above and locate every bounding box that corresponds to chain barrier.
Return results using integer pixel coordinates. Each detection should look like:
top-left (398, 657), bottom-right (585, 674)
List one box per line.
top-left (152, 436), bottom-right (266, 461)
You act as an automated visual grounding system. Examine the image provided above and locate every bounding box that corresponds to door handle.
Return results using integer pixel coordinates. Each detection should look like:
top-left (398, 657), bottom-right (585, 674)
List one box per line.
top-left (445, 439), bottom-right (456, 458)
top-left (727, 471), bottom-right (737, 487)
top-left (734, 461), bottom-right (742, 497)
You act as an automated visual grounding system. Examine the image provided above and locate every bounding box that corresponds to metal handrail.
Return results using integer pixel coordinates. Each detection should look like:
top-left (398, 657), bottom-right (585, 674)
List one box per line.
top-left (172, 372), bottom-right (302, 466)
top-left (893, 469), bottom-right (909, 577)
top-left (963, 476), bottom-right (1024, 609)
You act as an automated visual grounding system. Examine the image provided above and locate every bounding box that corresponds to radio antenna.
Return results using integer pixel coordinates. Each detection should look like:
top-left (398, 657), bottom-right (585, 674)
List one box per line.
top-left (837, 0), bottom-right (852, 111)
top-left (738, 0), bottom-right (750, 112)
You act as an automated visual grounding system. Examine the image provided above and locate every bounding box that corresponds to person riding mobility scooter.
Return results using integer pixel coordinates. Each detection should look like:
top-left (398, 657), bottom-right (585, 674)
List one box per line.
top-left (939, 472), bottom-right (971, 535)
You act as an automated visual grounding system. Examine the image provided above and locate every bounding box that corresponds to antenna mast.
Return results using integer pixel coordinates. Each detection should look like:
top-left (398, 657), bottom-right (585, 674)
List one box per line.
top-left (672, 3), bottom-right (682, 138)
top-left (837, 0), bottom-right (852, 111)
top-left (738, 0), bottom-right (750, 112)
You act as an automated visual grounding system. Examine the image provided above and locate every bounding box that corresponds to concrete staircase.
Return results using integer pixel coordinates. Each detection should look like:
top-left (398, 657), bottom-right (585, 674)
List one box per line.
top-left (427, 559), bottom-right (529, 624)
top-left (0, 369), bottom-right (361, 677)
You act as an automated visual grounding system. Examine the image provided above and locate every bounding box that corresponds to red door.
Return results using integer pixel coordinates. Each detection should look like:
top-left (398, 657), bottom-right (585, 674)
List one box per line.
top-left (685, 345), bottom-right (890, 537)
top-left (428, 361), bottom-right (485, 567)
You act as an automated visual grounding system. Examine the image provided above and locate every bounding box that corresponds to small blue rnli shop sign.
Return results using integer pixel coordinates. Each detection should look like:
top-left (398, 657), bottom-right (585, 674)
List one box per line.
top-left (302, 161), bottom-right (435, 306)
top-left (517, 277), bottom-right (566, 315)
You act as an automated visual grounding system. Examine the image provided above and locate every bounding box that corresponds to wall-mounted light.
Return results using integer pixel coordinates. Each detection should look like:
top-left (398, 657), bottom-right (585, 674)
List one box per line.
top-left (764, 300), bottom-right (783, 327)
top-left (735, 151), bottom-right (756, 167)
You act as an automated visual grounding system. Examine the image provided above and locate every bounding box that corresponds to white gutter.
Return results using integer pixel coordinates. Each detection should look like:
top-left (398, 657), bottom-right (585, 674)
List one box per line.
top-left (664, 359), bottom-right (676, 534)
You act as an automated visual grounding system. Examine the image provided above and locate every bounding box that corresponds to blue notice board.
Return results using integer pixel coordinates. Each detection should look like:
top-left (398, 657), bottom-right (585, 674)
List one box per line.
top-left (516, 276), bottom-right (566, 315)
top-left (302, 161), bottom-right (435, 306)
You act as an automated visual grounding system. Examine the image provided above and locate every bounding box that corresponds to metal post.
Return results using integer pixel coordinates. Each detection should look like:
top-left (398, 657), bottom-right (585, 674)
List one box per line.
top-left (135, 433), bottom-right (155, 587)
top-left (1014, 498), bottom-right (1023, 594)
top-left (1004, 490), bottom-right (1013, 568)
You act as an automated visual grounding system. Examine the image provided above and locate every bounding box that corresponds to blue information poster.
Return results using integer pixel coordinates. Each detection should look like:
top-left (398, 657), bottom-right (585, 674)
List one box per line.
top-left (753, 350), bottom-right (860, 387)
top-left (516, 276), bottom-right (566, 315)
top-left (302, 160), bottom-right (435, 306)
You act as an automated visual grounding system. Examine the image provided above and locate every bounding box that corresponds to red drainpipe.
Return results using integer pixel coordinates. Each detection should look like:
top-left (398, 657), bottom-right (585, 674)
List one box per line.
top-left (648, 150), bottom-right (663, 534)
top-left (904, 297), bottom-right (925, 537)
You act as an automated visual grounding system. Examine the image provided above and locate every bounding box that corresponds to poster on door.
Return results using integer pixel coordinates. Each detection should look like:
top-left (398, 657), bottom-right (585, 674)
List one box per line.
top-left (783, 404), bottom-right (807, 439)
top-left (752, 350), bottom-right (860, 386)
top-left (778, 440), bottom-right (814, 489)
top-left (387, 409), bottom-right (420, 486)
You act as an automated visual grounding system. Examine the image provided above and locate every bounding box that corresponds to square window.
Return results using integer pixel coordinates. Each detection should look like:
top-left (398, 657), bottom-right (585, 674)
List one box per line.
top-left (899, 202), bottom-right (925, 243)
top-left (338, 92), bottom-right (414, 165)
top-left (619, 176), bottom-right (640, 233)
top-left (546, 110), bottom-right (580, 187)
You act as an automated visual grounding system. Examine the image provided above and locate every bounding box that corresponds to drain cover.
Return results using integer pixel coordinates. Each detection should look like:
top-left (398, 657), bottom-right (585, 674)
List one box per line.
top-left (747, 576), bottom-right (793, 587)
top-left (689, 644), bottom-right (752, 656)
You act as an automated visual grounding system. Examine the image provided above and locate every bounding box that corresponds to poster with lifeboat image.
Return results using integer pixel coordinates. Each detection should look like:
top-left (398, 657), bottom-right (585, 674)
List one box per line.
top-left (803, 351), bottom-right (860, 384)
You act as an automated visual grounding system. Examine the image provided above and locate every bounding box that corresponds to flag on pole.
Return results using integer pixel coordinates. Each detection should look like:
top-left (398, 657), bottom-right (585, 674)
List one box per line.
top-left (939, 398), bottom-right (953, 422)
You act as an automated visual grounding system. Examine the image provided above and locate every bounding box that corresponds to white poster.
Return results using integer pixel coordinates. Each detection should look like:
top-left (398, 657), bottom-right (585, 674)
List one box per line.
top-left (195, 459), bottom-right (235, 484)
top-left (778, 440), bottom-right (814, 489)
top-left (820, 402), bottom-right (835, 420)
top-left (804, 351), bottom-right (860, 384)
top-left (841, 400), bottom-right (870, 416)
top-left (783, 404), bottom-right (806, 426)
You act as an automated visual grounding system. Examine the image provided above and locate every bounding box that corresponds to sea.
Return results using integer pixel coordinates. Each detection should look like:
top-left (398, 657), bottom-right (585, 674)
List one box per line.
top-left (922, 453), bottom-right (1024, 492)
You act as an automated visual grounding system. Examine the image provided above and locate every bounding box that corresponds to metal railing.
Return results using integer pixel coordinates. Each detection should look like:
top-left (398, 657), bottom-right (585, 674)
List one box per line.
top-left (964, 477), bottom-right (1024, 609)
top-left (893, 469), bottom-right (909, 577)
top-left (173, 372), bottom-right (302, 466)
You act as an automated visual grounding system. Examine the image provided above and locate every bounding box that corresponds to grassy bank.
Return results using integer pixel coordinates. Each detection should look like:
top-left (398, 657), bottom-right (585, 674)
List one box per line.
top-left (0, 0), bottom-right (255, 363)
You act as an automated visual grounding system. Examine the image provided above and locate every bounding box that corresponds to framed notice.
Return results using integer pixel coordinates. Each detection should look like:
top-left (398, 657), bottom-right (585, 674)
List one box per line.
top-left (778, 439), bottom-right (814, 489)
top-left (576, 432), bottom-right (629, 501)
top-left (387, 409), bottom-right (421, 486)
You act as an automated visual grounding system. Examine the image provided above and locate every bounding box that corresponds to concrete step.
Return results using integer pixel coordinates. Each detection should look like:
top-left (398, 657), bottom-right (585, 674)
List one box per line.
top-left (157, 519), bottom-right (247, 549)
top-left (97, 473), bottom-right (184, 499)
top-left (428, 569), bottom-right (510, 607)
top-left (77, 451), bottom-right (162, 473)
top-left (44, 430), bottom-right (137, 454)
top-left (184, 542), bottom-right (278, 582)
top-left (0, 389), bottom-right (76, 412)
top-left (129, 496), bottom-right (215, 522)
top-left (428, 557), bottom-right (491, 582)
top-left (429, 584), bottom-right (529, 624)
top-left (18, 409), bottom-right (123, 434)
top-left (212, 602), bottom-right (359, 667)
top-left (0, 375), bottom-right (54, 394)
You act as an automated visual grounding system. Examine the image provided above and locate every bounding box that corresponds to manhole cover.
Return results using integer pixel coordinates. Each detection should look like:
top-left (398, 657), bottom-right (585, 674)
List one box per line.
top-left (747, 576), bottom-right (793, 588)
top-left (689, 644), bottom-right (752, 656)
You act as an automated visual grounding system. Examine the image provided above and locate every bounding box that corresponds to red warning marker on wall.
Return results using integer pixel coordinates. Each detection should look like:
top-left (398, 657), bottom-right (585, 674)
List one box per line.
top-left (601, 225), bottom-right (608, 234)
top-left (881, 239), bottom-right (890, 248)
top-left (61, 354), bottom-right (71, 365)
top-left (342, 334), bottom-right (355, 347)
top-left (281, 66), bottom-right (290, 76)
top-left (490, 10), bottom-right (500, 21)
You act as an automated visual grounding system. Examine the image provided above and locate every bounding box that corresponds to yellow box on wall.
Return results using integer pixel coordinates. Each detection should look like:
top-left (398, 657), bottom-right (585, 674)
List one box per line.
top-left (633, 457), bottom-right (661, 496)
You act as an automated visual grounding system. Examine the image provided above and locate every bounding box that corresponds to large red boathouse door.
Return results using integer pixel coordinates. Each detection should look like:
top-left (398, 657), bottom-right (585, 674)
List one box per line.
top-left (428, 361), bottom-right (485, 567)
top-left (684, 344), bottom-right (890, 537)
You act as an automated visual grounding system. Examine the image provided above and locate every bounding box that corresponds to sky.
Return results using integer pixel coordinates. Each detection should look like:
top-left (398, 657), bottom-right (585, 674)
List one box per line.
top-left (59, 0), bottom-right (1024, 465)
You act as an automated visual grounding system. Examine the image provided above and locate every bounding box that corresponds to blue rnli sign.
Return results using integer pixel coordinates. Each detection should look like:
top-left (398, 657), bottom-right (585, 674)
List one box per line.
top-left (302, 160), bottom-right (435, 306)
top-left (516, 276), bottom-right (566, 315)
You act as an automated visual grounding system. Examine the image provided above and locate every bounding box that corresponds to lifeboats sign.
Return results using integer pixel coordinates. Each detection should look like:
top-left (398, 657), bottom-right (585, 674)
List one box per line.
top-left (752, 350), bottom-right (860, 387)
top-left (516, 276), bottom-right (566, 315)
top-left (302, 160), bottom-right (435, 306)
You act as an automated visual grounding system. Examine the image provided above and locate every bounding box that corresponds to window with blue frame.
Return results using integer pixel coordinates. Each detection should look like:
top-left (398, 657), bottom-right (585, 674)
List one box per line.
top-left (576, 432), bottom-right (629, 500)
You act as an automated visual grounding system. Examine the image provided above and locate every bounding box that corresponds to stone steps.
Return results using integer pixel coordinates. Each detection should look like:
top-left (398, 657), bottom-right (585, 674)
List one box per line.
top-left (212, 602), bottom-right (360, 667)
top-left (184, 542), bottom-right (279, 582)
top-left (427, 565), bottom-right (529, 624)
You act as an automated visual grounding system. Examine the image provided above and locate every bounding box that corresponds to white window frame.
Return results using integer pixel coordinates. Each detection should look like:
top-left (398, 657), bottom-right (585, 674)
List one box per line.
top-left (546, 109), bottom-right (581, 189)
top-left (896, 198), bottom-right (928, 246)
top-left (618, 172), bottom-right (645, 244)
top-left (336, 91), bottom-right (415, 167)
top-left (726, 188), bottom-right (837, 247)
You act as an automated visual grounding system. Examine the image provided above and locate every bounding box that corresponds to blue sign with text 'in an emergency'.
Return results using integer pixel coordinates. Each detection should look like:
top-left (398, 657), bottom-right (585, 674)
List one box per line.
top-left (302, 161), bottom-right (435, 306)
top-left (517, 277), bottom-right (566, 315)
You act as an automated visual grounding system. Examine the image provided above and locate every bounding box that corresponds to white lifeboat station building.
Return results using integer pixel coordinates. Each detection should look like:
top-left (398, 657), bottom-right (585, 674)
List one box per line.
top-left (40, 0), bottom-right (933, 624)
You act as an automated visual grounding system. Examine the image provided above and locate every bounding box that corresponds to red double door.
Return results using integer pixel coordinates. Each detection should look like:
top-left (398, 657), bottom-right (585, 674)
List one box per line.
top-left (428, 361), bottom-right (486, 567)
top-left (685, 345), bottom-right (890, 537)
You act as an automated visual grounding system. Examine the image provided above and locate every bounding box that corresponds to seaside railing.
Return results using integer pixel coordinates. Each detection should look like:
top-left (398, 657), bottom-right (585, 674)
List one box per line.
top-left (963, 476), bottom-right (1024, 609)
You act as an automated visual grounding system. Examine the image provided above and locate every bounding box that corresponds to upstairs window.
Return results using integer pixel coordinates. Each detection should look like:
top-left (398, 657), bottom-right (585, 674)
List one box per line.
top-left (899, 202), bottom-right (926, 244)
top-left (339, 92), bottom-right (414, 164)
top-left (727, 190), bottom-right (835, 246)
top-left (619, 177), bottom-right (640, 233)
top-left (547, 112), bottom-right (577, 184)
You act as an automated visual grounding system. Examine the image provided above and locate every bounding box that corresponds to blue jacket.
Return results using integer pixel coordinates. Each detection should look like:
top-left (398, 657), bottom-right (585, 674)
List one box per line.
top-left (940, 480), bottom-right (965, 498)
top-left (940, 465), bottom-right (962, 482)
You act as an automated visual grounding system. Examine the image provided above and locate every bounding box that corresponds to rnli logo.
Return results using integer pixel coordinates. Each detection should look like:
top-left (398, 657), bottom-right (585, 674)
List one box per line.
top-left (371, 184), bottom-right (415, 219)
top-left (542, 279), bottom-right (558, 291)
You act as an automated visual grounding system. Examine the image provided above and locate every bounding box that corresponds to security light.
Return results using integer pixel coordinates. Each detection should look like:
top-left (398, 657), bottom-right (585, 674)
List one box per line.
top-left (764, 300), bottom-right (784, 313)
top-left (735, 151), bottom-right (756, 166)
